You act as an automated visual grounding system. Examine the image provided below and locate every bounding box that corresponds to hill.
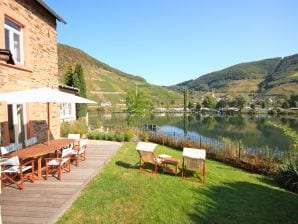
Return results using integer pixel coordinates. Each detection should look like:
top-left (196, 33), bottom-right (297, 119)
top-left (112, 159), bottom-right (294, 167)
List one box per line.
top-left (58, 44), bottom-right (183, 107)
top-left (174, 54), bottom-right (298, 97)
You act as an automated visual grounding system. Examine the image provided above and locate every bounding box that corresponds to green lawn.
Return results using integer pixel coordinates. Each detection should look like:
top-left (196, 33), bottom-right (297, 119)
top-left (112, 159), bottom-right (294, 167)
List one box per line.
top-left (58, 143), bottom-right (298, 224)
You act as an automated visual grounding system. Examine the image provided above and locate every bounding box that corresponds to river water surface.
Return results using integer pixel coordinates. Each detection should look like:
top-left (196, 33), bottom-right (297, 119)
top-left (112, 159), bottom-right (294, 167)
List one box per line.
top-left (89, 112), bottom-right (298, 153)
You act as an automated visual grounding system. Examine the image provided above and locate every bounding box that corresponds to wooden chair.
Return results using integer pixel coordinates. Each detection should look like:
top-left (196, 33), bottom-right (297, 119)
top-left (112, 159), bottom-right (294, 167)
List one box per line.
top-left (136, 142), bottom-right (162, 174)
top-left (182, 147), bottom-right (206, 183)
top-left (68, 134), bottom-right (87, 166)
top-left (24, 136), bottom-right (37, 147)
top-left (45, 147), bottom-right (72, 181)
top-left (0, 143), bottom-right (20, 157)
top-left (1, 156), bottom-right (34, 190)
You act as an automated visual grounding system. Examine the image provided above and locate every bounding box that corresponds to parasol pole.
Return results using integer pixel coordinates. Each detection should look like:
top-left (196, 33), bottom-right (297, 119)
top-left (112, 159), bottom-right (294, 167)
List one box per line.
top-left (47, 102), bottom-right (50, 145)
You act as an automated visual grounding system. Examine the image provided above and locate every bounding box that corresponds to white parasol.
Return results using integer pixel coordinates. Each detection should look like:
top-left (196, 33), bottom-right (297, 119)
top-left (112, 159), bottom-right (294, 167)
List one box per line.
top-left (0, 87), bottom-right (96, 144)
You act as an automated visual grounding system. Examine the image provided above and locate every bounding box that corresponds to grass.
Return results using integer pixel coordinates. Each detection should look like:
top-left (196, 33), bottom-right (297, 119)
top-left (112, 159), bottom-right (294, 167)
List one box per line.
top-left (227, 79), bottom-right (262, 94)
top-left (58, 143), bottom-right (298, 224)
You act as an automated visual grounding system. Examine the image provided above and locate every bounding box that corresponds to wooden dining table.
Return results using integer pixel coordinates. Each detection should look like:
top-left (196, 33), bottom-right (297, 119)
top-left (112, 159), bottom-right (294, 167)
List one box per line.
top-left (9, 139), bottom-right (75, 179)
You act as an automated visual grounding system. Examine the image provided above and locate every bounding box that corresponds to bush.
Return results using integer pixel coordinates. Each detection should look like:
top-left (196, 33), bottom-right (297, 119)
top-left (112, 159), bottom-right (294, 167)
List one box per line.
top-left (106, 132), bottom-right (116, 141)
top-left (87, 131), bottom-right (126, 142)
top-left (276, 160), bottom-right (298, 193)
top-left (139, 131), bottom-right (149, 142)
top-left (124, 130), bottom-right (134, 142)
top-left (115, 133), bottom-right (124, 142)
top-left (60, 120), bottom-right (88, 137)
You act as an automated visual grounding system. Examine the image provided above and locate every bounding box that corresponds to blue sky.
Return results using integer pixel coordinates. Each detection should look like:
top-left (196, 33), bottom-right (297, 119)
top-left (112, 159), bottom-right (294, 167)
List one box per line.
top-left (47, 0), bottom-right (298, 86)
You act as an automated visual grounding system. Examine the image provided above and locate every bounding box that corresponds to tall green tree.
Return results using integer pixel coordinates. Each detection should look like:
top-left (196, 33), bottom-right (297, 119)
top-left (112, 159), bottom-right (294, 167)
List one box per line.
top-left (64, 65), bottom-right (74, 86)
top-left (73, 64), bottom-right (87, 118)
top-left (184, 88), bottom-right (188, 111)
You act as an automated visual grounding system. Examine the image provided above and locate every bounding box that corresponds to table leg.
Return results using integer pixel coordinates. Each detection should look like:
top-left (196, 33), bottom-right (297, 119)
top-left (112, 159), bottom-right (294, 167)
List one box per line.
top-left (36, 156), bottom-right (43, 180)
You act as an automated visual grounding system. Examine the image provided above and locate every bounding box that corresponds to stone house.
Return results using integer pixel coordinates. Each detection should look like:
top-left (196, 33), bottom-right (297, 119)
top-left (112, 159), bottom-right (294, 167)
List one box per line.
top-left (0, 0), bottom-right (65, 147)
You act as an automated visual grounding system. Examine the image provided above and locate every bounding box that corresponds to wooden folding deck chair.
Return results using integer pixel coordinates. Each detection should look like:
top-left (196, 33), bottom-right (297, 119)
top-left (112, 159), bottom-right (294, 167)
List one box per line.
top-left (182, 147), bottom-right (206, 183)
top-left (1, 156), bottom-right (34, 190)
top-left (136, 142), bottom-right (162, 174)
top-left (68, 134), bottom-right (87, 166)
top-left (45, 147), bottom-right (72, 181)
top-left (1, 143), bottom-right (20, 156)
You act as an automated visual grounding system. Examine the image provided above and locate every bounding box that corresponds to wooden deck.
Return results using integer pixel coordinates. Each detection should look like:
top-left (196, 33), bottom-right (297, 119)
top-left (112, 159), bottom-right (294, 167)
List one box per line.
top-left (0, 140), bottom-right (122, 224)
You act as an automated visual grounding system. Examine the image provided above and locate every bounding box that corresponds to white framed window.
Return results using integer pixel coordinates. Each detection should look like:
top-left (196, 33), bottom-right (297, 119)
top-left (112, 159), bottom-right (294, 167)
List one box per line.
top-left (60, 103), bottom-right (74, 119)
top-left (4, 18), bottom-right (24, 65)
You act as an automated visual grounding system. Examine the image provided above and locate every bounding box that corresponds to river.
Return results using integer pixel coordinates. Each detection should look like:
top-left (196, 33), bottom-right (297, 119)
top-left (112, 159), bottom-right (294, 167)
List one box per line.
top-left (89, 112), bottom-right (298, 153)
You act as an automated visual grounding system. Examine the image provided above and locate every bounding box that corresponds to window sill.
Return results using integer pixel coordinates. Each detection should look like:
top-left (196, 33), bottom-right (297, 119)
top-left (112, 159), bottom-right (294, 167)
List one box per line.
top-left (60, 115), bottom-right (76, 119)
top-left (0, 62), bottom-right (32, 72)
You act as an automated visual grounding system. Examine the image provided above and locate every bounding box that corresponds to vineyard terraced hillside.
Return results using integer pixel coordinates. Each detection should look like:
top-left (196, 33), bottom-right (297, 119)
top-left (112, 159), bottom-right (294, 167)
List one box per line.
top-left (58, 44), bottom-right (183, 107)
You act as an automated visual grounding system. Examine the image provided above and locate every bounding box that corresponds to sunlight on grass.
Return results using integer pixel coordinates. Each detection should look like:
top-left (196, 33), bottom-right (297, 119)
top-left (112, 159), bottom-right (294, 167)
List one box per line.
top-left (58, 143), bottom-right (298, 224)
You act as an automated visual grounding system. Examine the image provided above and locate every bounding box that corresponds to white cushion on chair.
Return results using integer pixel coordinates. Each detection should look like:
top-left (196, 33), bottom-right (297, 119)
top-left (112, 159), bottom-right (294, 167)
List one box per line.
top-left (1, 144), bottom-right (19, 155)
top-left (2, 165), bottom-right (32, 173)
top-left (136, 142), bottom-right (157, 152)
top-left (72, 149), bottom-right (85, 155)
top-left (25, 136), bottom-right (37, 147)
top-left (2, 156), bottom-right (20, 166)
top-left (183, 148), bottom-right (206, 160)
top-left (48, 158), bottom-right (69, 166)
top-left (48, 159), bottom-right (61, 166)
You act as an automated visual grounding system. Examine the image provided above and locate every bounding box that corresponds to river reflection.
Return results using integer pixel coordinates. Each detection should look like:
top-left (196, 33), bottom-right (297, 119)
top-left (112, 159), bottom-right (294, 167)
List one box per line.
top-left (89, 112), bottom-right (298, 152)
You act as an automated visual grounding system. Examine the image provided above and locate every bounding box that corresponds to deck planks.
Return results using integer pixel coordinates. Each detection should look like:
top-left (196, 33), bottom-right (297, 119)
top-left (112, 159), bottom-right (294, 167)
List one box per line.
top-left (0, 140), bottom-right (122, 224)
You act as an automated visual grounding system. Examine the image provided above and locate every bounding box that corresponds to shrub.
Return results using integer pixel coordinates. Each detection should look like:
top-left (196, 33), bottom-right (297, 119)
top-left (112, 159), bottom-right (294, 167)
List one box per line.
top-left (139, 131), bottom-right (149, 142)
top-left (60, 122), bottom-right (70, 137)
top-left (60, 120), bottom-right (88, 137)
top-left (115, 133), bottom-right (124, 142)
top-left (276, 160), bottom-right (298, 193)
top-left (106, 133), bottom-right (116, 141)
top-left (124, 130), bottom-right (134, 142)
top-left (87, 131), bottom-right (99, 140)
top-left (87, 131), bottom-right (126, 142)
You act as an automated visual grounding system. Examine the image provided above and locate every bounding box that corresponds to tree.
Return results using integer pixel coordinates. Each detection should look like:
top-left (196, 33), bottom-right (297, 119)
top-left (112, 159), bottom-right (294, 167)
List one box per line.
top-left (202, 95), bottom-right (216, 109)
top-left (188, 101), bottom-right (194, 110)
top-left (282, 101), bottom-right (290, 109)
top-left (289, 95), bottom-right (298, 107)
top-left (64, 65), bottom-right (74, 86)
top-left (196, 102), bottom-right (201, 111)
top-left (73, 64), bottom-right (87, 118)
top-left (233, 95), bottom-right (247, 111)
top-left (63, 64), bottom-right (87, 118)
top-left (126, 90), bottom-right (153, 117)
top-left (216, 99), bottom-right (228, 109)
top-left (184, 88), bottom-right (188, 111)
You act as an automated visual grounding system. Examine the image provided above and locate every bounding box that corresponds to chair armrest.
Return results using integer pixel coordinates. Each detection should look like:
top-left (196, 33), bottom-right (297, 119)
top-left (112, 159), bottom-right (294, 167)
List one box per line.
top-left (23, 159), bottom-right (35, 166)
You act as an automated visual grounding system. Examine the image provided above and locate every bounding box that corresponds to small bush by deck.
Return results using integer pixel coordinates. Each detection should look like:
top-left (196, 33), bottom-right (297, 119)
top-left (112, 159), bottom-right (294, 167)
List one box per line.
top-left (58, 143), bottom-right (298, 224)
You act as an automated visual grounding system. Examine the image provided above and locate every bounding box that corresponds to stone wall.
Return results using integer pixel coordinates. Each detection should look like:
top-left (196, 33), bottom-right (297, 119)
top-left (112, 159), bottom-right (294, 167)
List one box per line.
top-left (0, 0), bottom-right (61, 144)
